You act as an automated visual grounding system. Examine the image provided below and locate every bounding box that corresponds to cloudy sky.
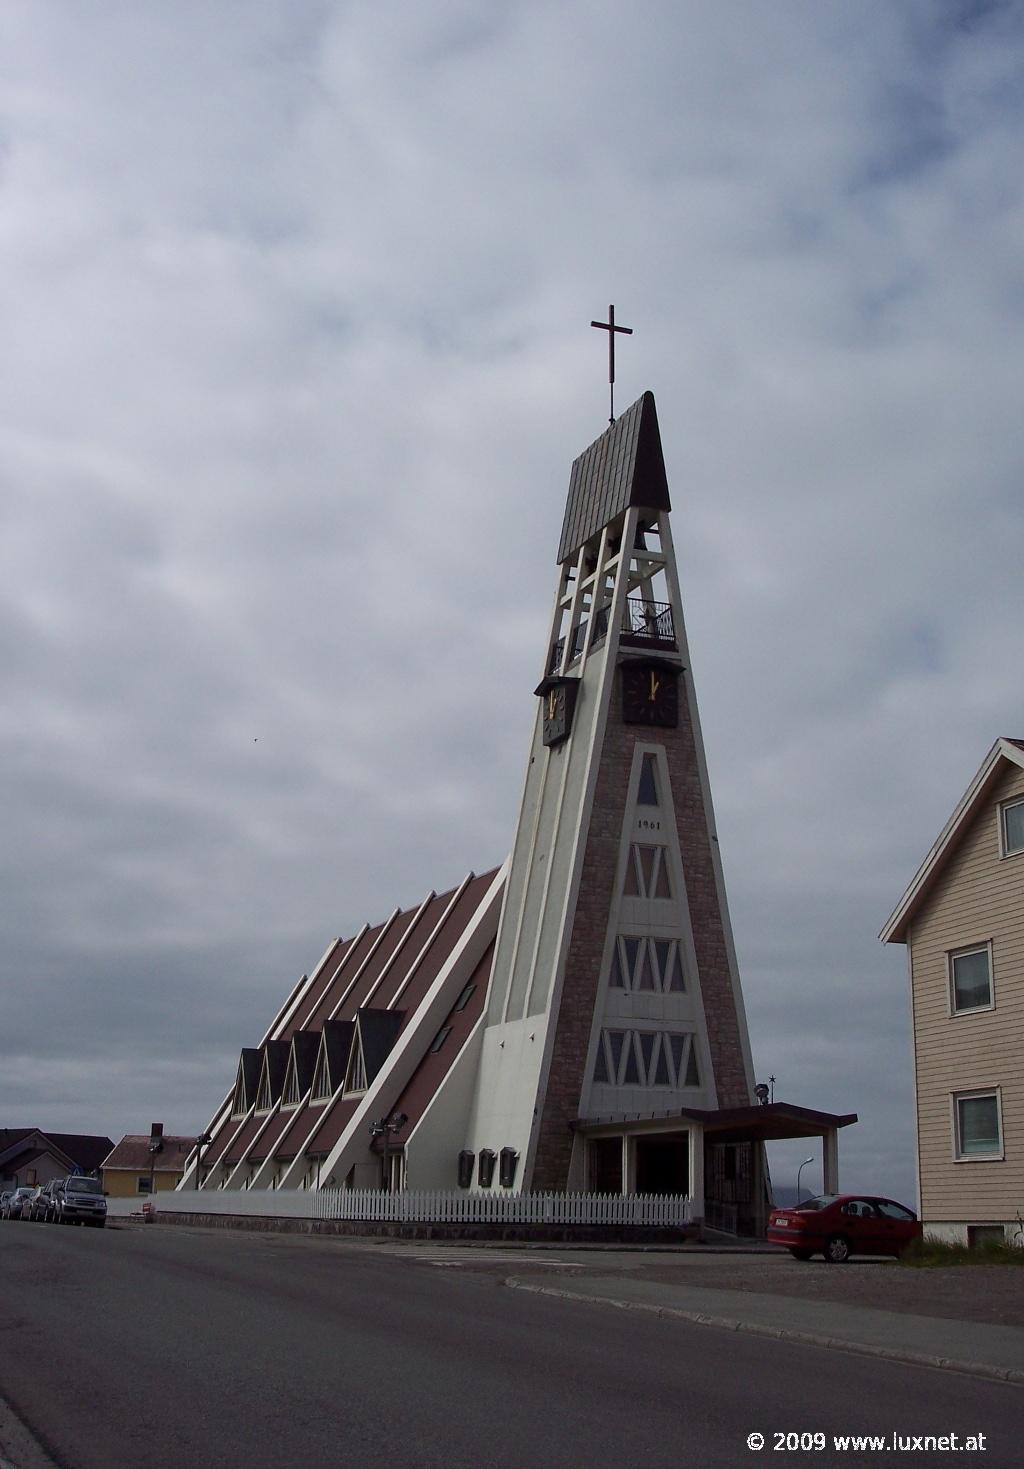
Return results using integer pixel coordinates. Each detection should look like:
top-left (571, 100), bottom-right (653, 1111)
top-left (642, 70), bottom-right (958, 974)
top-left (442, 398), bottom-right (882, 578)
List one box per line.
top-left (3, 1), bottom-right (1022, 1202)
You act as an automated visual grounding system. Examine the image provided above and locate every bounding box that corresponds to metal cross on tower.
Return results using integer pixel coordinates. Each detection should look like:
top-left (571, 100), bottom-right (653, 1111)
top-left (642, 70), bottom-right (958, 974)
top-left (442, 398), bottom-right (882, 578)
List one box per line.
top-left (590, 304), bottom-right (633, 424)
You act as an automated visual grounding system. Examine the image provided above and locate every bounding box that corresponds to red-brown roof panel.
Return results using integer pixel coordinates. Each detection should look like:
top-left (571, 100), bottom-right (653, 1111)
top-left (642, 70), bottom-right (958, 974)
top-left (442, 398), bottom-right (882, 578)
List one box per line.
top-left (387, 942), bottom-right (494, 1146)
top-left (306, 906), bottom-right (419, 1029)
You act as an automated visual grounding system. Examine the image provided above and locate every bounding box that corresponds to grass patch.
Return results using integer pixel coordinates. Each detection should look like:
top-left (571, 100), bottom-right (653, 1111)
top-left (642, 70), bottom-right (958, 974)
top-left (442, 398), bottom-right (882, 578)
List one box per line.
top-left (899, 1236), bottom-right (1024, 1267)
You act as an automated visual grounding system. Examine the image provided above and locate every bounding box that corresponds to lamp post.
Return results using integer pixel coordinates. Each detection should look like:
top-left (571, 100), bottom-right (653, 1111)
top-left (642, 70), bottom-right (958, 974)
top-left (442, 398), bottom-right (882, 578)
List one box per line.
top-left (369, 1112), bottom-right (409, 1192)
top-left (796, 1156), bottom-right (815, 1203)
top-left (194, 1132), bottom-right (212, 1189)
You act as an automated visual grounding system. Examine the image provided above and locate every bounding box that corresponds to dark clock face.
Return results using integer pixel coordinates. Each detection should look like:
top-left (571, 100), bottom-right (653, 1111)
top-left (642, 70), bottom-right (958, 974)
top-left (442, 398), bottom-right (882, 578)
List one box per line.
top-left (621, 664), bottom-right (678, 727)
top-left (540, 679), bottom-right (577, 746)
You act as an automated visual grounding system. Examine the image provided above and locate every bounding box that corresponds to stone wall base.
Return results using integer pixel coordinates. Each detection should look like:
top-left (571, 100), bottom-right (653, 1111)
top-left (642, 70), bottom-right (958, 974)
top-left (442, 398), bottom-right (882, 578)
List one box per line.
top-left (149, 1211), bottom-right (699, 1244)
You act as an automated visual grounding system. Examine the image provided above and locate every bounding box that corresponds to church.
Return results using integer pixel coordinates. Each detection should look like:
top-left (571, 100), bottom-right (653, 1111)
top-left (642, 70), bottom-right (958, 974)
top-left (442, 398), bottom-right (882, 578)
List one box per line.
top-left (181, 388), bottom-right (854, 1235)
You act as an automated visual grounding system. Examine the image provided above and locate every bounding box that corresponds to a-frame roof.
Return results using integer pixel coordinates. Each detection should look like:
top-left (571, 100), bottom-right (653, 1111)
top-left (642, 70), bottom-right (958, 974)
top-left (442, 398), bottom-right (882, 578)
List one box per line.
top-left (557, 391), bottom-right (671, 564)
top-left (880, 737), bottom-right (1024, 944)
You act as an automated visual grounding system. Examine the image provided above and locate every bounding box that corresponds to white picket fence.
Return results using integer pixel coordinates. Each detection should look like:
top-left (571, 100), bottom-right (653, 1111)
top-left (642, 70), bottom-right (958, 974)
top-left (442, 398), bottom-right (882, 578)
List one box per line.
top-left (312, 1189), bottom-right (690, 1226)
top-left (111, 1187), bottom-right (689, 1227)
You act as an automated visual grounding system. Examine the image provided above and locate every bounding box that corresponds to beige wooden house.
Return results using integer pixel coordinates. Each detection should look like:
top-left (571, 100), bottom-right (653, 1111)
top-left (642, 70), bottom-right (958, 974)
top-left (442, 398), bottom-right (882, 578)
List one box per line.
top-left (882, 738), bottom-right (1024, 1245)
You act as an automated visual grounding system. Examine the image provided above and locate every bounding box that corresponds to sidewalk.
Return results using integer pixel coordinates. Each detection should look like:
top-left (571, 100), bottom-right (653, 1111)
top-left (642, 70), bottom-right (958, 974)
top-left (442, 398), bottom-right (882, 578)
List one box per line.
top-left (505, 1271), bottom-right (1024, 1386)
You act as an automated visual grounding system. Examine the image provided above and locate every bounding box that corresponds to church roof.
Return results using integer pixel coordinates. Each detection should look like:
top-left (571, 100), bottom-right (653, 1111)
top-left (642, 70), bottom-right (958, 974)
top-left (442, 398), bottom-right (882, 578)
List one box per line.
top-left (198, 866), bottom-right (504, 1180)
top-left (557, 391), bottom-right (671, 564)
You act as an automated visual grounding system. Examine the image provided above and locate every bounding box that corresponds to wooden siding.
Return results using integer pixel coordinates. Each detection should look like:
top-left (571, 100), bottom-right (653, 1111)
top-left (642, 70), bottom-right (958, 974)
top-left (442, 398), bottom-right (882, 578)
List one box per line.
top-left (908, 761), bottom-right (1024, 1222)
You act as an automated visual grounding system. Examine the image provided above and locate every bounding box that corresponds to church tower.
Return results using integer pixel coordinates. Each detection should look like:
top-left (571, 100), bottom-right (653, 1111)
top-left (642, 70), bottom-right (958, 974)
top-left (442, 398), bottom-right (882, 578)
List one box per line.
top-left (462, 391), bottom-right (756, 1193)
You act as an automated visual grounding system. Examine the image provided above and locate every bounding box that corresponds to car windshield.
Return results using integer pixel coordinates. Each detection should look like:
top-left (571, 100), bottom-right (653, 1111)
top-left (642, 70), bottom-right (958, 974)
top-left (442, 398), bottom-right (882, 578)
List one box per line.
top-left (66, 1178), bottom-right (101, 1193)
top-left (792, 1195), bottom-right (839, 1212)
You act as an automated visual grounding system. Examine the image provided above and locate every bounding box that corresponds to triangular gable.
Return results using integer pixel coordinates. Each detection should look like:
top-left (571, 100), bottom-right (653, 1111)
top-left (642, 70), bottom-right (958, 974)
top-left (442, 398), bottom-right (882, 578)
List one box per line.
top-left (356, 1008), bottom-right (406, 1085)
top-left (254, 1040), bottom-right (289, 1112)
top-left (881, 738), bottom-right (1024, 944)
top-left (282, 1031), bottom-right (320, 1107)
top-left (231, 1048), bottom-right (262, 1116)
top-left (310, 1020), bottom-right (355, 1101)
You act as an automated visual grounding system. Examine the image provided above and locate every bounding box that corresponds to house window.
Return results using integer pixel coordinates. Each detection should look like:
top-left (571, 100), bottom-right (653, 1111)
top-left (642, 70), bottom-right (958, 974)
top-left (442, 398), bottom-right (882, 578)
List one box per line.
top-left (954, 1091), bottom-right (1002, 1159)
top-left (1001, 797), bottom-right (1024, 856)
top-left (345, 1038), bottom-right (367, 1094)
top-left (453, 982), bottom-right (476, 1012)
top-left (948, 944), bottom-right (993, 1014)
top-left (591, 1029), bottom-right (700, 1089)
top-left (428, 1026), bottom-right (452, 1054)
top-left (137, 1177), bottom-right (153, 1194)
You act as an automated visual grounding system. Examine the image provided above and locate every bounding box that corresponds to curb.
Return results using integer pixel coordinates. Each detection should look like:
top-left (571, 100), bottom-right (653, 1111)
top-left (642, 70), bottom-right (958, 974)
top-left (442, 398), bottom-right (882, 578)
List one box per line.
top-left (504, 1279), bottom-right (1024, 1388)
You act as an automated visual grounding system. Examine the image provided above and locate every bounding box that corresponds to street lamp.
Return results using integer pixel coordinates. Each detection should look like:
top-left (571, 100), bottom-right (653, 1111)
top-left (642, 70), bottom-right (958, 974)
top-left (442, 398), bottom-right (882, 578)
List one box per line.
top-left (194, 1132), bottom-right (212, 1190)
top-left (796, 1156), bottom-right (815, 1202)
top-left (369, 1112), bottom-right (409, 1192)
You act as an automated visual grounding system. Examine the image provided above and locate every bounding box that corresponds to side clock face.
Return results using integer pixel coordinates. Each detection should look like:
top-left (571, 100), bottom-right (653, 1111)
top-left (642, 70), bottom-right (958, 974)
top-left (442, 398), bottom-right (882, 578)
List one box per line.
top-left (540, 680), bottom-right (576, 747)
top-left (621, 664), bottom-right (678, 728)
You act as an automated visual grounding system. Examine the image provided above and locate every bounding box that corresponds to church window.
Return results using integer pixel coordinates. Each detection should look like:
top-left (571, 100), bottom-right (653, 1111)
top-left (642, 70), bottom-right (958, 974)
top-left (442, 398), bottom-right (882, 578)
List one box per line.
top-left (429, 1025), bottom-right (452, 1054)
top-left (623, 844), bottom-right (672, 900)
top-left (231, 1071), bottom-right (248, 1118)
top-left (454, 982), bottom-right (477, 1012)
top-left (457, 1150), bottom-right (474, 1189)
top-left (345, 1036), bottom-right (367, 1094)
top-left (282, 1056), bottom-right (300, 1109)
top-left (684, 1042), bottom-right (701, 1088)
top-left (635, 944), bottom-right (655, 990)
top-left (592, 1040), bottom-right (611, 1084)
top-left (311, 1045), bottom-right (332, 1103)
top-left (637, 755), bottom-right (659, 806)
top-left (592, 1028), bottom-right (698, 1088)
top-left (478, 1149), bottom-right (496, 1187)
top-left (254, 1062), bottom-right (273, 1114)
top-left (609, 936), bottom-right (683, 994)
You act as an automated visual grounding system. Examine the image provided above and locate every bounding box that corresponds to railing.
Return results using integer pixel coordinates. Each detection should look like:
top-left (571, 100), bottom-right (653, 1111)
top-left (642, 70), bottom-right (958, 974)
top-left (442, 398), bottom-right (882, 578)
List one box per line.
top-left (547, 599), bottom-right (672, 673)
top-left (124, 1188), bottom-right (690, 1226)
top-left (623, 598), bottom-right (675, 644)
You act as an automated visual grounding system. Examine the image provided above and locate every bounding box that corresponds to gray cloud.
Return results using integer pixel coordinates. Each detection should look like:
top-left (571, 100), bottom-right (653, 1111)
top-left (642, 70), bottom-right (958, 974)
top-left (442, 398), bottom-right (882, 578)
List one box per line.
top-left (3, 2), bottom-right (1023, 1200)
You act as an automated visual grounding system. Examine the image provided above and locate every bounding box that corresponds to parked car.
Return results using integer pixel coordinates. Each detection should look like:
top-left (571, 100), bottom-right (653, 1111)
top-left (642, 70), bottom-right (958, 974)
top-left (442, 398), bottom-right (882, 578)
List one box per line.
top-left (3, 1186), bottom-right (38, 1221)
top-left (0, 1189), bottom-right (13, 1218)
top-left (35, 1179), bottom-right (64, 1222)
top-left (767, 1194), bottom-right (922, 1263)
top-left (52, 1175), bottom-right (107, 1227)
top-left (23, 1185), bottom-right (47, 1221)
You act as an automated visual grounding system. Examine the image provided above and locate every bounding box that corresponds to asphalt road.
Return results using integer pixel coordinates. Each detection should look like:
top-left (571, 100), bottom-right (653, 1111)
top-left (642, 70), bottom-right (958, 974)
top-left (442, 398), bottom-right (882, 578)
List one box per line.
top-left (0, 1223), bottom-right (1019, 1469)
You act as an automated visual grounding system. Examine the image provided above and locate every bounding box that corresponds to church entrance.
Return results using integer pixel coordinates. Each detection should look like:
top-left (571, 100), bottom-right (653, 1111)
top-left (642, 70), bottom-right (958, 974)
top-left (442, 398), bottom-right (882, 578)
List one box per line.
top-left (589, 1137), bottom-right (623, 1193)
top-left (634, 1132), bottom-right (689, 1195)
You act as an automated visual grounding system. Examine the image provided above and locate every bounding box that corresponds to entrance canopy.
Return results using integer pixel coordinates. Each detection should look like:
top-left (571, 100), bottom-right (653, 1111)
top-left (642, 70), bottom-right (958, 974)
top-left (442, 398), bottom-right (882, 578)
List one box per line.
top-left (574, 1102), bottom-right (858, 1143)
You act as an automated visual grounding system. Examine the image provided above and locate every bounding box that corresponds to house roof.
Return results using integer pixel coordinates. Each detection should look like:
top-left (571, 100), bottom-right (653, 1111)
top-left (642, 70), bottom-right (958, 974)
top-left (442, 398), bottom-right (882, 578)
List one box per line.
top-left (102, 1135), bottom-right (195, 1172)
top-left (880, 738), bottom-right (1024, 944)
top-left (0, 1129), bottom-right (113, 1173)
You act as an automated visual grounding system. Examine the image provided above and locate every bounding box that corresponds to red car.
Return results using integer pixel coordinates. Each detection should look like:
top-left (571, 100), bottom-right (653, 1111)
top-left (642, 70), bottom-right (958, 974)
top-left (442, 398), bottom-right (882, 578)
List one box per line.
top-left (767, 1194), bottom-right (922, 1263)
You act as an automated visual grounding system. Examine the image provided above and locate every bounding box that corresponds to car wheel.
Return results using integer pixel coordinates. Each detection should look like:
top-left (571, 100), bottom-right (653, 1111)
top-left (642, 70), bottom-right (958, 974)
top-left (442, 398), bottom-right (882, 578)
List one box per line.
top-left (825, 1234), bottom-right (851, 1264)
top-left (788, 1249), bottom-right (812, 1261)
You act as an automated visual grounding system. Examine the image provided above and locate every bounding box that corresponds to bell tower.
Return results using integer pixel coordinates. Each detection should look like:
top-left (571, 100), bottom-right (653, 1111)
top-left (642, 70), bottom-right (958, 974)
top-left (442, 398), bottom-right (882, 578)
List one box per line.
top-left (463, 391), bottom-right (756, 1190)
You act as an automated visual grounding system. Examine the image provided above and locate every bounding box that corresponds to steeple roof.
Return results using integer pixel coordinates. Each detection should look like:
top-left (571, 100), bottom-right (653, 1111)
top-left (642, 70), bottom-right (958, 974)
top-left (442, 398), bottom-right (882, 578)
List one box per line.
top-left (557, 391), bottom-right (671, 564)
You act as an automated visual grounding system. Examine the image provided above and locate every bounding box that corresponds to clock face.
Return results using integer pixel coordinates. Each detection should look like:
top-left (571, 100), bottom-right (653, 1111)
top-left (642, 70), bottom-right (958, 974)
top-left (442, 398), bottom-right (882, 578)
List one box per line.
top-left (539, 679), bottom-right (577, 746)
top-left (621, 664), bottom-right (678, 728)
